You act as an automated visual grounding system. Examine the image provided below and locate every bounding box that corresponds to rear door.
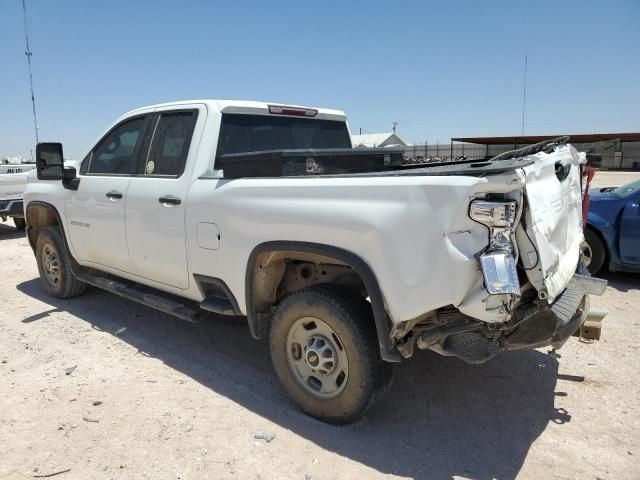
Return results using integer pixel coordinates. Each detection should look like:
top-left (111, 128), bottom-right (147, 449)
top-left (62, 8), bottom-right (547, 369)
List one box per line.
top-left (124, 106), bottom-right (202, 289)
top-left (619, 192), bottom-right (640, 265)
top-left (66, 115), bottom-right (150, 272)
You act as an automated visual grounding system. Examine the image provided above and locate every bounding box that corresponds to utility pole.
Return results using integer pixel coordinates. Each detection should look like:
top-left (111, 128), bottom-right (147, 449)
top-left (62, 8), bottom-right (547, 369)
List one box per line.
top-left (22, 0), bottom-right (39, 145)
top-left (521, 55), bottom-right (528, 136)
top-left (392, 122), bottom-right (398, 134)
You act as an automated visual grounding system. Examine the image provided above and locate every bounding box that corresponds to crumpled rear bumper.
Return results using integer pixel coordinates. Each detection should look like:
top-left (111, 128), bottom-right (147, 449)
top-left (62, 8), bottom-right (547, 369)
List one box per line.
top-left (503, 273), bottom-right (607, 350)
top-left (412, 271), bottom-right (608, 364)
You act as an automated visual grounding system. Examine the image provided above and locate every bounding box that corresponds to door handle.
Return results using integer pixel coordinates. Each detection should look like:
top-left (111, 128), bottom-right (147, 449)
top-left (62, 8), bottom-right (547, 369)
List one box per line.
top-left (158, 195), bottom-right (182, 206)
top-left (106, 191), bottom-right (123, 200)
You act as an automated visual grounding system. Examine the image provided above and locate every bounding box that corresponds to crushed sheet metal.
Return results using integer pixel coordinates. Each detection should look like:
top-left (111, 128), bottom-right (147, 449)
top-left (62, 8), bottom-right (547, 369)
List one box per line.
top-left (520, 145), bottom-right (585, 302)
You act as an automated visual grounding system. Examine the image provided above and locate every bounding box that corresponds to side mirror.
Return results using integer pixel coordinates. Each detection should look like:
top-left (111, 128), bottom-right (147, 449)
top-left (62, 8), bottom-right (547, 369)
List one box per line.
top-left (36, 143), bottom-right (64, 180)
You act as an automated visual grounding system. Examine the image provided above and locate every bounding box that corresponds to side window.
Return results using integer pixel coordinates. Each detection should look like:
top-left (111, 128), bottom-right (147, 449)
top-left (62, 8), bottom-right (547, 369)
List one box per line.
top-left (86, 117), bottom-right (146, 175)
top-left (144, 111), bottom-right (198, 177)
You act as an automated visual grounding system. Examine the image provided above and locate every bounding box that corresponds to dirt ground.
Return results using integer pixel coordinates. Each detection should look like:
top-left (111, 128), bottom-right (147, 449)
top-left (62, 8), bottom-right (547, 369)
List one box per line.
top-left (1, 171), bottom-right (639, 480)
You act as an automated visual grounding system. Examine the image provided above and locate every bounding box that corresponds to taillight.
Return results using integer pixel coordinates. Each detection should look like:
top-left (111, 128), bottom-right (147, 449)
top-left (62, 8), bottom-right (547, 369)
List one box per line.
top-left (268, 105), bottom-right (318, 117)
top-left (469, 200), bottom-right (520, 296)
top-left (581, 165), bottom-right (596, 226)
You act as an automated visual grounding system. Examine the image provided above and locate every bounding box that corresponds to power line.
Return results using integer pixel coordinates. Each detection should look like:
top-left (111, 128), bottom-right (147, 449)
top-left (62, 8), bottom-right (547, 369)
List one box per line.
top-left (22, 0), bottom-right (39, 145)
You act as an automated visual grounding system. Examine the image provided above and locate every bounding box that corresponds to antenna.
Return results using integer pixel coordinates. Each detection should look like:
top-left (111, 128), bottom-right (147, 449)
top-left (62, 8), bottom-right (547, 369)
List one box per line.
top-left (521, 55), bottom-right (527, 136)
top-left (22, 0), bottom-right (39, 145)
top-left (392, 121), bottom-right (398, 133)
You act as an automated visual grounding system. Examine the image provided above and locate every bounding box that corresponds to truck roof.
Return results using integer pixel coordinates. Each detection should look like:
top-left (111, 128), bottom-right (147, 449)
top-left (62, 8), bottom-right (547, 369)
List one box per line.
top-left (123, 99), bottom-right (347, 122)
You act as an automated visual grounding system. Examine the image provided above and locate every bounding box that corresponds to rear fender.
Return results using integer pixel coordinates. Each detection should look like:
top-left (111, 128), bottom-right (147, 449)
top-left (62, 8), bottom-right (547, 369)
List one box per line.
top-left (245, 241), bottom-right (401, 363)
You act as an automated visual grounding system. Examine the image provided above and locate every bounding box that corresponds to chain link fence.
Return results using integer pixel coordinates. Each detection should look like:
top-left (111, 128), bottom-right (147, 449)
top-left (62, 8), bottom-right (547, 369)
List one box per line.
top-left (403, 140), bottom-right (640, 169)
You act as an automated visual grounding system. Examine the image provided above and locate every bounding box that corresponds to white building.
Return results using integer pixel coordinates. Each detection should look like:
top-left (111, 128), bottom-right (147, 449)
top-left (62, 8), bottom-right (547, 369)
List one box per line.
top-left (351, 132), bottom-right (408, 148)
top-left (1, 156), bottom-right (28, 165)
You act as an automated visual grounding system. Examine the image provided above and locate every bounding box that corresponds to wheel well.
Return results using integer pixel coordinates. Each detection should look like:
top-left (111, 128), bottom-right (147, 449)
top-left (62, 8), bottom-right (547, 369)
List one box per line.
top-left (250, 250), bottom-right (366, 320)
top-left (245, 242), bottom-right (401, 363)
top-left (25, 203), bottom-right (60, 251)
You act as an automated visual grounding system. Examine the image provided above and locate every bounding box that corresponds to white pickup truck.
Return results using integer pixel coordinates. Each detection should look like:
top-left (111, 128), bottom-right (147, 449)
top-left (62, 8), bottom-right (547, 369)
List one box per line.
top-left (23, 100), bottom-right (606, 423)
top-left (1, 162), bottom-right (36, 230)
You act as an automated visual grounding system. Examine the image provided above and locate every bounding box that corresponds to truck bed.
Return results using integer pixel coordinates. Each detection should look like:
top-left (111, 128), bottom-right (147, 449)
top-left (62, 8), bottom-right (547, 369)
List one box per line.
top-left (217, 138), bottom-right (568, 179)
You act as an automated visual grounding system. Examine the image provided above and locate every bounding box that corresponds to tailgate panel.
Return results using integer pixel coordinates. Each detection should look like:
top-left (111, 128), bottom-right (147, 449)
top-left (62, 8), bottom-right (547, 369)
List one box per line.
top-left (520, 145), bottom-right (585, 301)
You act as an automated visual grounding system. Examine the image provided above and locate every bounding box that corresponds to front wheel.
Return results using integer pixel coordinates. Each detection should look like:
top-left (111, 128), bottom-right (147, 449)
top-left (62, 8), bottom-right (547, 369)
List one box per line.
top-left (270, 284), bottom-right (394, 424)
top-left (35, 227), bottom-right (86, 298)
top-left (584, 228), bottom-right (606, 275)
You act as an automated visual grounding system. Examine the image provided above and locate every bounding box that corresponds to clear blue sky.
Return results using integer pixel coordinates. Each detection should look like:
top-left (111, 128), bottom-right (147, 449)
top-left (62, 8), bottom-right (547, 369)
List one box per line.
top-left (1, 0), bottom-right (639, 159)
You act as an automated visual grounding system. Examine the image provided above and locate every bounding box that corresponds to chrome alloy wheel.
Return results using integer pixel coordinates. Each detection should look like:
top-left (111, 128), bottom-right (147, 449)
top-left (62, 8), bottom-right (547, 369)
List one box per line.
top-left (42, 242), bottom-right (61, 286)
top-left (583, 242), bottom-right (593, 268)
top-left (286, 316), bottom-right (349, 398)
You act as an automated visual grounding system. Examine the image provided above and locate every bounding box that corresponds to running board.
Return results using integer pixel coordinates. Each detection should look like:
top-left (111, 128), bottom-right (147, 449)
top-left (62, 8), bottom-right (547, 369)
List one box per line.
top-left (77, 271), bottom-right (206, 324)
top-left (200, 296), bottom-right (236, 315)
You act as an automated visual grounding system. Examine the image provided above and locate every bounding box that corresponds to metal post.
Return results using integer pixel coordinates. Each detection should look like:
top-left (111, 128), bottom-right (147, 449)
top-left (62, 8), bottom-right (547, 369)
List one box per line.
top-left (521, 55), bottom-right (528, 136)
top-left (450, 140), bottom-right (453, 160)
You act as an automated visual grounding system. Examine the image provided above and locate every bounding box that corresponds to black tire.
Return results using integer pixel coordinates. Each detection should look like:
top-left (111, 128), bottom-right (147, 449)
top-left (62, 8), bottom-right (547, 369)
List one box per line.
top-left (584, 228), bottom-right (606, 275)
top-left (35, 227), bottom-right (86, 298)
top-left (270, 284), bottom-right (395, 424)
top-left (13, 217), bottom-right (26, 231)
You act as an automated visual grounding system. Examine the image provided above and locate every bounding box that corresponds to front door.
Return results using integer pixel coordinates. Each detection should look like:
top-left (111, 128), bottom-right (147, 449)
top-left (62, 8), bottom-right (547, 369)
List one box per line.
top-left (125, 108), bottom-right (201, 289)
top-left (65, 115), bottom-right (149, 273)
top-left (619, 193), bottom-right (640, 266)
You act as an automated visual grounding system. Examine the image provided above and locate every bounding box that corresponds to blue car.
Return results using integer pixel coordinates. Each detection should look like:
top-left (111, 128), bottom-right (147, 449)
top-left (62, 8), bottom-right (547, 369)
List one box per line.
top-left (585, 179), bottom-right (640, 274)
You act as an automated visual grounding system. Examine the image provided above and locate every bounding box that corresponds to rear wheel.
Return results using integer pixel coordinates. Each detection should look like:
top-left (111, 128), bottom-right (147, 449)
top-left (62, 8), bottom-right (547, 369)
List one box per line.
top-left (35, 227), bottom-right (86, 298)
top-left (584, 228), bottom-right (606, 275)
top-left (13, 217), bottom-right (26, 230)
top-left (270, 284), bottom-right (394, 424)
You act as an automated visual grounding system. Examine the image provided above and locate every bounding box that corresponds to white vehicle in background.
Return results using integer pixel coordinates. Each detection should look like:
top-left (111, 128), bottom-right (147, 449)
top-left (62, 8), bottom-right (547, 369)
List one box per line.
top-left (23, 100), bottom-right (607, 423)
top-left (0, 162), bottom-right (35, 230)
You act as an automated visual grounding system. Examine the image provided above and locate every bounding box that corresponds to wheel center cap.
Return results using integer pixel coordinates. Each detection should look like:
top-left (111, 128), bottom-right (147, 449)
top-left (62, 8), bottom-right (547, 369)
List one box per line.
top-left (304, 335), bottom-right (337, 375)
top-left (306, 351), bottom-right (319, 367)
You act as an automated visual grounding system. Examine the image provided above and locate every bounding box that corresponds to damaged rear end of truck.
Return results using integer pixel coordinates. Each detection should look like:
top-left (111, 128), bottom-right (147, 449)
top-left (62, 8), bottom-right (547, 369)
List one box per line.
top-left (224, 133), bottom-right (606, 366)
top-left (390, 138), bottom-right (607, 363)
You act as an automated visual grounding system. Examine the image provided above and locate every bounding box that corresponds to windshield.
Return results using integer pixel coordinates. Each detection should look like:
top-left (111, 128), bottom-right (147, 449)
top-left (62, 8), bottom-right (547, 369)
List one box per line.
top-left (215, 113), bottom-right (351, 167)
top-left (610, 179), bottom-right (640, 198)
